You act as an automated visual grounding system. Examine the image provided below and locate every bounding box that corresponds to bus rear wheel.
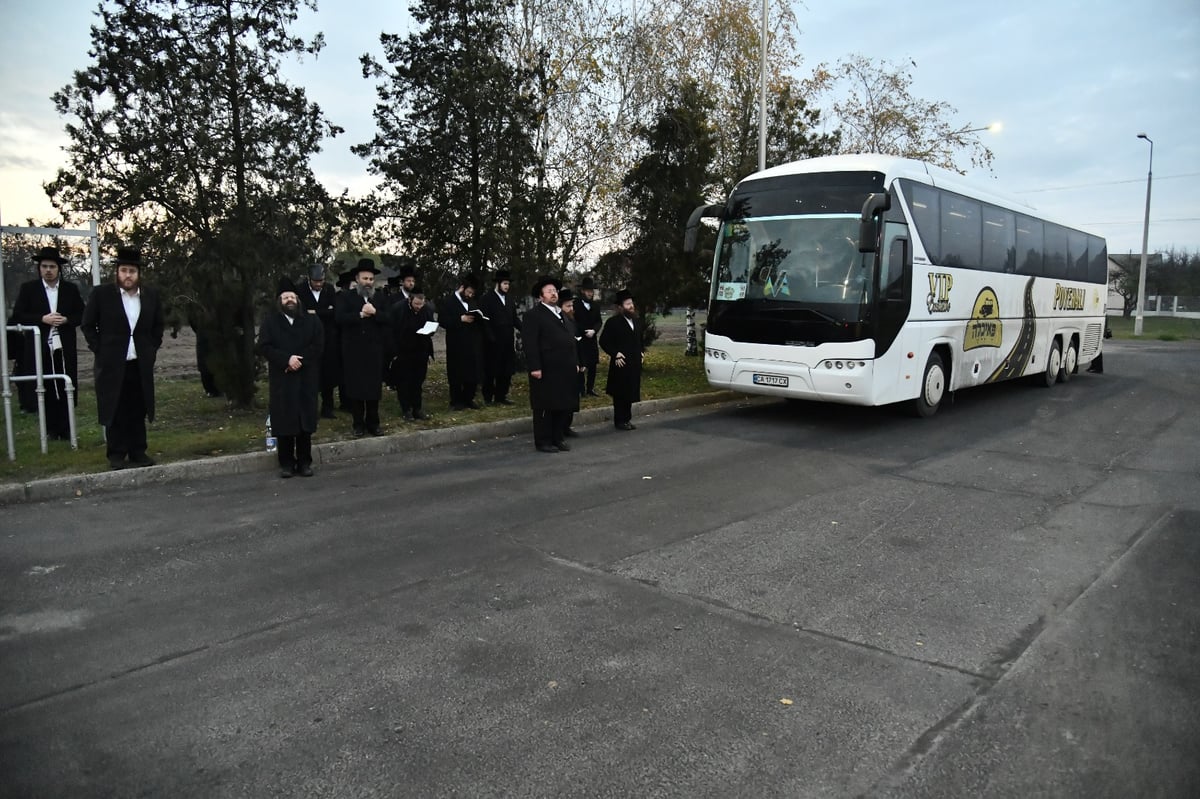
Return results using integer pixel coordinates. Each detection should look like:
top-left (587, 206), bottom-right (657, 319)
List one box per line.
top-left (1059, 339), bottom-right (1078, 383)
top-left (1039, 339), bottom-right (1063, 388)
top-left (911, 352), bottom-right (946, 418)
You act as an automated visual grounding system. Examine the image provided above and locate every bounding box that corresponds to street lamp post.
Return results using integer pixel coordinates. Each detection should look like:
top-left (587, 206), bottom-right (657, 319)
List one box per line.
top-left (1134, 133), bottom-right (1154, 337)
top-left (758, 0), bottom-right (767, 172)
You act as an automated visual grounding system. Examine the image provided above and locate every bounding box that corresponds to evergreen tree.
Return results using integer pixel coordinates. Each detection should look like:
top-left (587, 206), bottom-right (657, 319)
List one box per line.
top-left (616, 79), bottom-right (717, 344)
top-left (355, 0), bottom-right (547, 291)
top-left (48, 0), bottom-right (341, 406)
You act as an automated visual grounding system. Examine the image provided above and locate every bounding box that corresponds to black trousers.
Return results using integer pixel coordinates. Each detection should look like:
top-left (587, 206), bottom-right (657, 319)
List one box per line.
top-left (583, 362), bottom-right (597, 393)
top-left (350, 399), bottom-right (380, 431)
top-left (482, 370), bottom-right (511, 403)
top-left (277, 432), bottom-right (312, 470)
top-left (532, 409), bottom-right (570, 447)
top-left (613, 399), bottom-right (633, 427)
top-left (195, 330), bottom-right (218, 395)
top-left (108, 359), bottom-right (148, 460)
top-left (449, 381), bottom-right (477, 407)
top-left (40, 349), bottom-right (73, 437)
top-left (395, 360), bottom-right (428, 413)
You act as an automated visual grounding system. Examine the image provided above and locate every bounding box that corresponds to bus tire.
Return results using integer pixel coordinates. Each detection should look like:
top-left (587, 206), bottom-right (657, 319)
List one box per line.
top-left (911, 352), bottom-right (946, 418)
top-left (1040, 339), bottom-right (1063, 388)
top-left (1059, 339), bottom-right (1078, 383)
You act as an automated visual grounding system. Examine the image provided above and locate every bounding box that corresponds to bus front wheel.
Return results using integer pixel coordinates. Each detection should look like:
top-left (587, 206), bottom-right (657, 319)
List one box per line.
top-left (911, 352), bottom-right (946, 418)
top-left (1040, 339), bottom-right (1063, 388)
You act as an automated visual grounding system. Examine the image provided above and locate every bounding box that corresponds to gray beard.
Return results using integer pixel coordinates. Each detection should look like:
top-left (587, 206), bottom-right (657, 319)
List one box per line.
top-left (358, 285), bottom-right (375, 300)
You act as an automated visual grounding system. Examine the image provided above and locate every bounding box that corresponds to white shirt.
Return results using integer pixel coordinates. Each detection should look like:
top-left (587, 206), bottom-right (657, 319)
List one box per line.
top-left (541, 301), bottom-right (562, 321)
top-left (494, 288), bottom-right (506, 306)
top-left (456, 290), bottom-right (470, 312)
top-left (121, 287), bottom-right (141, 360)
top-left (43, 281), bottom-right (61, 350)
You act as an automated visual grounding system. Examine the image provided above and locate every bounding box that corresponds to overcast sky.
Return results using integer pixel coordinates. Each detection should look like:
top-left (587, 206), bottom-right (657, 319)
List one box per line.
top-left (1, 0), bottom-right (1197, 257)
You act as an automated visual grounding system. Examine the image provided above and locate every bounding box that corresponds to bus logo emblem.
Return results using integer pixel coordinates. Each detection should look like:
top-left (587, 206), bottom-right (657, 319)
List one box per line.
top-left (964, 288), bottom-right (1004, 351)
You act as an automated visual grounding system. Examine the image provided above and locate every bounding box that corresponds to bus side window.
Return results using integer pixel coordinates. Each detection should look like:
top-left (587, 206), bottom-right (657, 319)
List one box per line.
top-left (886, 237), bottom-right (909, 300)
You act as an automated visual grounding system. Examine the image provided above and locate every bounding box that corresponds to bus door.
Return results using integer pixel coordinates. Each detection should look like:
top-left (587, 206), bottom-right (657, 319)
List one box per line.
top-left (874, 221), bottom-right (912, 366)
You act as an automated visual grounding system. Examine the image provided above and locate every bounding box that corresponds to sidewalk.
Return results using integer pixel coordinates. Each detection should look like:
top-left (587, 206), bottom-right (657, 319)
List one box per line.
top-left (0, 392), bottom-right (741, 506)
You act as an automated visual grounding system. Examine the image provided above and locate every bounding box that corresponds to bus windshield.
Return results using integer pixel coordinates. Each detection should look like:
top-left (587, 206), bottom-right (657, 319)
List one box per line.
top-left (713, 214), bottom-right (873, 310)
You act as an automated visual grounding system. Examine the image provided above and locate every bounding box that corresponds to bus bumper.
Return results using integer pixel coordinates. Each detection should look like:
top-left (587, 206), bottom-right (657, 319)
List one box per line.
top-left (705, 354), bottom-right (876, 405)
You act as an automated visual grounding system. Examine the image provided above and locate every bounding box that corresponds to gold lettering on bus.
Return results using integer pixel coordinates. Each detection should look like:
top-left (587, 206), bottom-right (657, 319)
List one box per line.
top-left (1053, 283), bottom-right (1086, 311)
top-left (926, 272), bottom-right (953, 314)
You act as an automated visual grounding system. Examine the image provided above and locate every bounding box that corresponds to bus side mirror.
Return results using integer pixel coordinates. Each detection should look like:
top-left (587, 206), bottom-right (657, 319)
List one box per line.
top-left (858, 193), bottom-right (891, 253)
top-left (684, 204), bottom-right (725, 254)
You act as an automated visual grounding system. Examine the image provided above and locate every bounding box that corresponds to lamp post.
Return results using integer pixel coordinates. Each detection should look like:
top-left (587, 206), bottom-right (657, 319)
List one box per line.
top-left (1134, 133), bottom-right (1153, 337)
top-left (758, 0), bottom-right (767, 172)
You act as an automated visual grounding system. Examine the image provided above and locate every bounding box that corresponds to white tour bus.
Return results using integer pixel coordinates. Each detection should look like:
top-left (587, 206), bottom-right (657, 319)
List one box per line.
top-left (684, 154), bottom-right (1109, 416)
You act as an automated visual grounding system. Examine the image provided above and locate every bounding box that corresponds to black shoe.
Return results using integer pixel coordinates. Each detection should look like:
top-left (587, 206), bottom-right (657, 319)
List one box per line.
top-left (205, 390), bottom-right (221, 398)
top-left (536, 444), bottom-right (559, 453)
top-left (320, 408), bottom-right (337, 419)
top-left (465, 401), bottom-right (482, 410)
top-left (352, 425), bottom-right (366, 437)
top-left (108, 458), bottom-right (127, 471)
top-left (615, 422), bottom-right (635, 431)
top-left (449, 403), bottom-right (466, 411)
top-left (413, 410), bottom-right (429, 420)
top-left (495, 398), bottom-right (514, 405)
top-left (564, 428), bottom-right (579, 438)
top-left (553, 440), bottom-right (571, 451)
top-left (296, 464), bottom-right (314, 477)
top-left (280, 467), bottom-right (295, 479)
top-left (402, 411), bottom-right (415, 421)
top-left (129, 454), bottom-right (156, 467)
top-left (482, 397), bottom-right (494, 405)
top-left (368, 427), bottom-right (384, 437)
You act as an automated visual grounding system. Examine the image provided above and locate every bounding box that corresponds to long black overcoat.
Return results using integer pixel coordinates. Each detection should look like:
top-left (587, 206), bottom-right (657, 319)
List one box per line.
top-left (335, 290), bottom-right (390, 401)
top-left (81, 282), bottom-right (164, 425)
top-left (11, 278), bottom-right (86, 396)
top-left (523, 303), bottom-right (579, 411)
top-left (258, 311), bottom-right (324, 436)
top-left (297, 283), bottom-right (340, 385)
top-left (479, 289), bottom-right (518, 377)
top-left (573, 295), bottom-right (602, 368)
top-left (599, 313), bottom-right (643, 403)
top-left (388, 301), bottom-right (435, 383)
top-left (439, 292), bottom-right (486, 386)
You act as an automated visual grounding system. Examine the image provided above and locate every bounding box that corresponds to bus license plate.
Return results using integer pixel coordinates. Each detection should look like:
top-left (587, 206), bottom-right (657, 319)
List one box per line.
top-left (753, 373), bottom-right (789, 387)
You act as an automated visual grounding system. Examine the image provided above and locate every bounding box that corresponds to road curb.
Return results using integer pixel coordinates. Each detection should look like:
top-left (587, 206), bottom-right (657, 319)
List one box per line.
top-left (0, 391), bottom-right (743, 505)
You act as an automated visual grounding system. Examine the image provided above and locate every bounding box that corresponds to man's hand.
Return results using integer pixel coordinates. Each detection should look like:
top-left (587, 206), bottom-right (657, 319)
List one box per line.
top-left (362, 302), bottom-right (376, 317)
top-left (461, 314), bottom-right (475, 323)
top-left (287, 355), bottom-right (303, 372)
top-left (41, 312), bottom-right (66, 327)
top-left (615, 352), bottom-right (626, 367)
top-left (584, 329), bottom-right (595, 338)
top-left (530, 369), bottom-right (542, 379)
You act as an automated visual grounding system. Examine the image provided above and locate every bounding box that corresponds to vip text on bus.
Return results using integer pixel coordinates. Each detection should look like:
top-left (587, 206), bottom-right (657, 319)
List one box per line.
top-left (684, 154), bottom-right (1108, 417)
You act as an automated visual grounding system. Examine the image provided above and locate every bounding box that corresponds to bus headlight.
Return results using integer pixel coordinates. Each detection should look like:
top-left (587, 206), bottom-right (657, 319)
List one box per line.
top-left (705, 347), bottom-right (729, 360)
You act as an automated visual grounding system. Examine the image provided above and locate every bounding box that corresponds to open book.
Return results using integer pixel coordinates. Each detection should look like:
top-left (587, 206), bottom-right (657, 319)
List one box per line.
top-left (467, 308), bottom-right (490, 321)
top-left (417, 321), bottom-right (439, 336)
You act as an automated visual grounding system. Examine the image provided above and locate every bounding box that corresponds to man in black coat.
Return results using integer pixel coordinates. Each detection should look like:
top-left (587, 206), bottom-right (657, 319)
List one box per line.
top-left (479, 269), bottom-right (519, 405)
top-left (599, 288), bottom-right (644, 431)
top-left (574, 276), bottom-right (602, 397)
top-left (81, 246), bottom-right (165, 469)
top-left (297, 263), bottom-right (340, 419)
top-left (523, 276), bottom-right (579, 452)
top-left (11, 246), bottom-right (86, 440)
top-left (388, 285), bottom-right (436, 421)
top-left (258, 278), bottom-right (324, 478)
top-left (335, 258), bottom-right (390, 437)
top-left (439, 273), bottom-right (486, 410)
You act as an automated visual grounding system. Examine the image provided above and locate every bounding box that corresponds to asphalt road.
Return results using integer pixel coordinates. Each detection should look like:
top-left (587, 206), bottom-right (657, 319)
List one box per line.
top-left (2, 340), bottom-right (1197, 798)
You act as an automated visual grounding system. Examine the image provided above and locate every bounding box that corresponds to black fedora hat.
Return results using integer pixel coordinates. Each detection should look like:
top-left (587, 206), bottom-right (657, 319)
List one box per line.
top-left (308, 264), bottom-right (326, 281)
top-left (114, 246), bottom-right (143, 267)
top-left (32, 246), bottom-right (67, 266)
top-left (352, 257), bottom-right (380, 276)
top-left (557, 288), bottom-right (574, 305)
top-left (493, 269), bottom-right (511, 283)
top-left (613, 288), bottom-right (633, 305)
top-left (531, 275), bottom-right (561, 298)
top-left (277, 276), bottom-right (297, 296)
top-left (579, 276), bottom-right (595, 290)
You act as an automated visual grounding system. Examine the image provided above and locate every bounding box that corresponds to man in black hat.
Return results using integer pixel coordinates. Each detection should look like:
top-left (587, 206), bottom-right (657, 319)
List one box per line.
top-left (82, 246), bottom-right (165, 468)
top-left (557, 287), bottom-right (584, 438)
top-left (522, 276), bottom-right (579, 452)
top-left (388, 284), bottom-right (436, 421)
top-left (297, 263), bottom-right (340, 418)
top-left (478, 268), bottom-right (519, 405)
top-left (439, 273), bottom-right (486, 410)
top-left (335, 258), bottom-right (390, 436)
top-left (395, 263), bottom-right (417, 303)
top-left (575, 276), bottom-right (602, 397)
top-left (259, 278), bottom-right (324, 478)
top-left (599, 288), bottom-right (644, 431)
top-left (11, 246), bottom-right (86, 439)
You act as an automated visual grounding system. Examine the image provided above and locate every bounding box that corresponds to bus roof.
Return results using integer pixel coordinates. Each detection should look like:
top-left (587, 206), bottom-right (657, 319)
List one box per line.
top-left (738, 153), bottom-right (1052, 224)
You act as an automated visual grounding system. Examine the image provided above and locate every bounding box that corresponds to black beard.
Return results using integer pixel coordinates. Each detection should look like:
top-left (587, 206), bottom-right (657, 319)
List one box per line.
top-left (282, 303), bottom-right (300, 318)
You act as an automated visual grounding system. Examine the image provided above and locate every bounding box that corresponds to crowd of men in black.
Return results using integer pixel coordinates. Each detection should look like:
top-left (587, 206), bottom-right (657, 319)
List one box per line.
top-left (9, 247), bottom-right (643, 478)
